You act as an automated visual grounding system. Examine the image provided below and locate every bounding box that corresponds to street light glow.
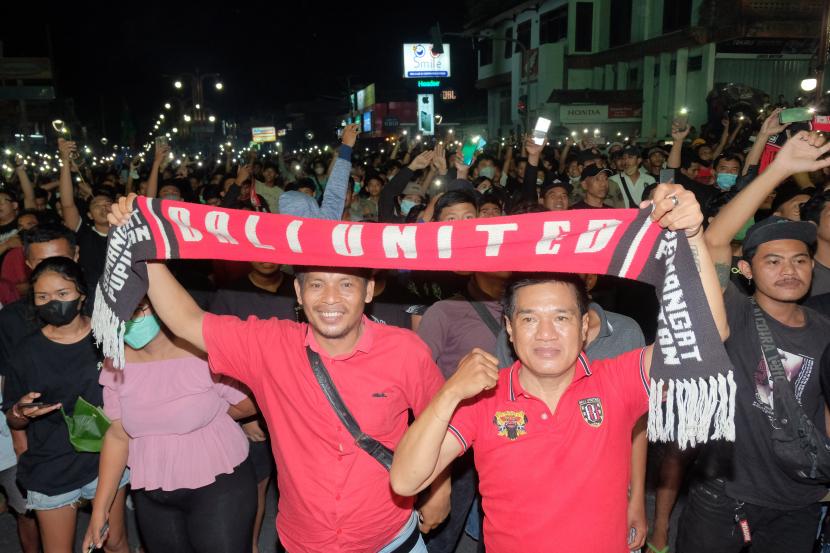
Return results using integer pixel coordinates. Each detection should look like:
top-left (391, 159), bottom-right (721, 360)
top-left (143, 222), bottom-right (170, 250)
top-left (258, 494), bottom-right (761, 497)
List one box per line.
top-left (801, 78), bottom-right (818, 92)
top-left (208, 115), bottom-right (216, 122)
top-left (164, 103), bottom-right (171, 110)
top-left (174, 80), bottom-right (183, 89)
top-left (195, 103), bottom-right (201, 110)
top-left (215, 82), bottom-right (224, 91)
top-left (183, 114), bottom-right (192, 122)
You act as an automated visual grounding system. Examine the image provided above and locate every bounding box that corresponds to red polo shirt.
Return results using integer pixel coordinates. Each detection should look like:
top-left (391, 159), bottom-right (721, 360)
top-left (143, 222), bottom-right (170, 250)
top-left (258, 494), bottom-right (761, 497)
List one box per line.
top-left (202, 313), bottom-right (444, 553)
top-left (448, 349), bottom-right (649, 553)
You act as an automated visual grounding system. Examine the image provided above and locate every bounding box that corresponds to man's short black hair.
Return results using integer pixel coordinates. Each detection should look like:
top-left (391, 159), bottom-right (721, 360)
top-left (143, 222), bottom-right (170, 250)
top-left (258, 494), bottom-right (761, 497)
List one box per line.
top-left (503, 273), bottom-right (590, 320)
top-left (22, 222), bottom-right (77, 258)
top-left (801, 189), bottom-right (830, 226)
top-left (432, 189), bottom-right (478, 222)
top-left (714, 153), bottom-right (743, 170)
top-left (294, 266), bottom-right (373, 284)
top-left (680, 149), bottom-right (703, 170)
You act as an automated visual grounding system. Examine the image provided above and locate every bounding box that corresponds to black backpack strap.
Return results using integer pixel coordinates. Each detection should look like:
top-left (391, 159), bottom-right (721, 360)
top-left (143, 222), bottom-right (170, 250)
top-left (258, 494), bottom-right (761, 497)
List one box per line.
top-left (305, 347), bottom-right (393, 471)
top-left (466, 297), bottom-right (502, 337)
top-left (749, 298), bottom-right (790, 384)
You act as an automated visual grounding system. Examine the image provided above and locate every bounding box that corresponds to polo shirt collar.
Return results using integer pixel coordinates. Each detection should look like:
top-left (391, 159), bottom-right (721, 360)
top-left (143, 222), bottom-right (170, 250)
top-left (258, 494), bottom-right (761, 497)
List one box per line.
top-left (591, 302), bottom-right (611, 340)
top-left (507, 352), bottom-right (592, 402)
top-left (304, 315), bottom-right (374, 360)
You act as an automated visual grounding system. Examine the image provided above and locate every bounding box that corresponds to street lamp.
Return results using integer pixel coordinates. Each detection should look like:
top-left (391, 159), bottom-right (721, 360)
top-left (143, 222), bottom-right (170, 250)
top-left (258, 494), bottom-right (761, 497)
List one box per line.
top-left (208, 115), bottom-right (216, 123)
top-left (801, 77), bottom-right (818, 92)
top-left (164, 103), bottom-right (171, 110)
top-left (215, 82), bottom-right (224, 91)
top-left (174, 80), bottom-right (183, 89)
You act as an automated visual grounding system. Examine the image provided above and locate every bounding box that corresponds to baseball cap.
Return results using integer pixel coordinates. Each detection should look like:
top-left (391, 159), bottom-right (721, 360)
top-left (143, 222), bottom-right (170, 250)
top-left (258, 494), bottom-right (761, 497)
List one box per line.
top-left (577, 149), bottom-right (602, 164)
top-left (621, 145), bottom-right (640, 157)
top-left (647, 147), bottom-right (668, 158)
top-left (770, 182), bottom-right (814, 214)
top-left (741, 215), bottom-right (816, 260)
top-left (580, 165), bottom-right (613, 180)
top-left (401, 182), bottom-right (424, 197)
top-left (541, 178), bottom-right (573, 197)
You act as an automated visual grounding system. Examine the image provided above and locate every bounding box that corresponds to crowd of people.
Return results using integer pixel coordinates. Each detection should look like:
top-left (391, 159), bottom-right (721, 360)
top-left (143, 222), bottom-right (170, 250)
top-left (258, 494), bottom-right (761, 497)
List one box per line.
top-left (0, 99), bottom-right (829, 553)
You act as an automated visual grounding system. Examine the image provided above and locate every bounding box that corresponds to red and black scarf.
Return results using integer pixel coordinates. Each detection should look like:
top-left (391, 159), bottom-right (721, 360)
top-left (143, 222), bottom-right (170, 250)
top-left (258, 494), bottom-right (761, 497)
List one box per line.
top-left (92, 196), bottom-right (736, 447)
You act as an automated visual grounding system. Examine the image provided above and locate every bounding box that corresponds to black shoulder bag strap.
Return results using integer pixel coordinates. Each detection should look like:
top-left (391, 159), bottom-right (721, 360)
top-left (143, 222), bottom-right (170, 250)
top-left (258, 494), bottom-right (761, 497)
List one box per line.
top-left (750, 298), bottom-right (830, 482)
top-left (617, 172), bottom-right (637, 208)
top-left (466, 296), bottom-right (501, 338)
top-left (305, 347), bottom-right (393, 471)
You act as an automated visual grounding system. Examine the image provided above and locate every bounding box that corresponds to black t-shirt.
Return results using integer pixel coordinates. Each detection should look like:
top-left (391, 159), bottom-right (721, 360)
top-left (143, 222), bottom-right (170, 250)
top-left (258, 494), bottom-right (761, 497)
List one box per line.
top-left (209, 272), bottom-right (298, 321)
top-left (75, 223), bottom-right (108, 293)
top-left (571, 200), bottom-right (611, 210)
top-left (402, 270), bottom-right (468, 316)
top-left (0, 299), bottom-right (40, 376)
top-left (2, 330), bottom-right (104, 495)
top-left (364, 274), bottom-right (416, 329)
top-left (806, 293), bottom-right (830, 319)
top-left (712, 284), bottom-right (830, 508)
top-left (673, 171), bottom-right (717, 209)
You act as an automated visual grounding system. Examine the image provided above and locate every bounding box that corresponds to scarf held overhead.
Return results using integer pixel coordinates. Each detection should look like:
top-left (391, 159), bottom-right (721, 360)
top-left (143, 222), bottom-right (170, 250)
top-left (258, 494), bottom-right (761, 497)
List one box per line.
top-left (93, 196), bottom-right (736, 447)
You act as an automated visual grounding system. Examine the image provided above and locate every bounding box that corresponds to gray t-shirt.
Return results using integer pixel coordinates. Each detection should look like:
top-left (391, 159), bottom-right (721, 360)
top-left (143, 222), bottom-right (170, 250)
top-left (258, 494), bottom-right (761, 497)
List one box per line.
top-left (810, 260), bottom-right (830, 298)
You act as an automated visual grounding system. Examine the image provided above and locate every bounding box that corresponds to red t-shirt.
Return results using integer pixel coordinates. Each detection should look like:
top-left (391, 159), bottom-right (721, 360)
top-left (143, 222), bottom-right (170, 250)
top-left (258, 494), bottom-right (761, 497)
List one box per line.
top-left (202, 313), bottom-right (444, 553)
top-left (448, 349), bottom-right (649, 553)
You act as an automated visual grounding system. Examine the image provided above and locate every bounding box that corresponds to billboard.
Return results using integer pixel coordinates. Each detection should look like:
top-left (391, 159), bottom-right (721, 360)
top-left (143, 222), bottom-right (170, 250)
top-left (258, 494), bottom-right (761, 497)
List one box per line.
top-left (417, 94), bottom-right (434, 135)
top-left (362, 111), bottom-right (373, 133)
top-left (252, 127), bottom-right (277, 143)
top-left (403, 44), bottom-right (451, 78)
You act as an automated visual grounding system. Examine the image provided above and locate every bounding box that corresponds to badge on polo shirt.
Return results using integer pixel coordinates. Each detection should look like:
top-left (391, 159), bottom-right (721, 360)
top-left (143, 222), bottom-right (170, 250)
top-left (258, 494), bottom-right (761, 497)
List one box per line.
top-left (493, 410), bottom-right (528, 440)
top-left (578, 397), bottom-right (604, 427)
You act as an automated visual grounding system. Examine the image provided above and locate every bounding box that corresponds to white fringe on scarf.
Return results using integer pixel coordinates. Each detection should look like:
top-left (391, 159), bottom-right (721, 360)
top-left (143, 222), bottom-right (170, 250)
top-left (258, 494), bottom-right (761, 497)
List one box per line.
top-left (91, 282), bottom-right (126, 369)
top-left (648, 371), bottom-right (737, 449)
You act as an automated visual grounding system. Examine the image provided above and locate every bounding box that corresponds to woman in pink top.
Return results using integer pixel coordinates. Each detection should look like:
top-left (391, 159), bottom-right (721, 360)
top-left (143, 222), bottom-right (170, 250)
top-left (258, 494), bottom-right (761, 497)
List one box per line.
top-left (83, 298), bottom-right (257, 553)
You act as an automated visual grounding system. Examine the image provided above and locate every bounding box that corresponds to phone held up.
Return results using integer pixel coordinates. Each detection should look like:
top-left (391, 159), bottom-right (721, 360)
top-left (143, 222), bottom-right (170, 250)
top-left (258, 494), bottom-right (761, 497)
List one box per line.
top-left (532, 117), bottom-right (552, 145)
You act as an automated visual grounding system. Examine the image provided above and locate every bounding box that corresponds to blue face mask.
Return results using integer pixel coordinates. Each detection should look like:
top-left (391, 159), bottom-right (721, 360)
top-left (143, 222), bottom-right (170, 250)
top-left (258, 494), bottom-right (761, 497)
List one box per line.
top-left (716, 172), bottom-right (738, 190)
top-left (478, 166), bottom-right (495, 179)
top-left (400, 199), bottom-right (418, 216)
top-left (124, 313), bottom-right (161, 349)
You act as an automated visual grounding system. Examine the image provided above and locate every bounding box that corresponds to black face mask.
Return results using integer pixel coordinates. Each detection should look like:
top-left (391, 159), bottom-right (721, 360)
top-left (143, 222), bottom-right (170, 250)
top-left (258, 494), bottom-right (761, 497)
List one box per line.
top-left (36, 299), bottom-right (81, 327)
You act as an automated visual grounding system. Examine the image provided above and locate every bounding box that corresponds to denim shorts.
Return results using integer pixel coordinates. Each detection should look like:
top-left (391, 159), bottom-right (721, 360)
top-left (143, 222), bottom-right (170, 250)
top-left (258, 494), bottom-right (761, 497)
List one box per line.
top-left (26, 469), bottom-right (130, 511)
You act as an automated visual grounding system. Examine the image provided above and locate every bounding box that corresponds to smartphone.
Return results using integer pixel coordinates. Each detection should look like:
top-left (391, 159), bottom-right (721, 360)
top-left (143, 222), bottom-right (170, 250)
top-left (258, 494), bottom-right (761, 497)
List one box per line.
top-left (673, 114), bottom-right (689, 132)
top-left (779, 107), bottom-right (813, 124)
top-left (87, 521), bottom-right (110, 553)
top-left (532, 117), bottom-right (552, 145)
top-left (659, 168), bottom-right (675, 184)
top-left (18, 402), bottom-right (52, 409)
top-left (461, 137), bottom-right (487, 165)
top-left (155, 136), bottom-right (169, 148)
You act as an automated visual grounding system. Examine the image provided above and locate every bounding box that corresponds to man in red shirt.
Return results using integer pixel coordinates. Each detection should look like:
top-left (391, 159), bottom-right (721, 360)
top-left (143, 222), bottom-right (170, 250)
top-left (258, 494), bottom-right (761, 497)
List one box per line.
top-left (107, 128), bottom-right (449, 553)
top-left (390, 184), bottom-right (729, 553)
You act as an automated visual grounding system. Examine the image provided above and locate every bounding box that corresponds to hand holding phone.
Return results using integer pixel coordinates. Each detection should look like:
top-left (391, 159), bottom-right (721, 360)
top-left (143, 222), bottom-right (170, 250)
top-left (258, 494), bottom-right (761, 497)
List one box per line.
top-left (532, 117), bottom-right (552, 145)
top-left (15, 392), bottom-right (61, 419)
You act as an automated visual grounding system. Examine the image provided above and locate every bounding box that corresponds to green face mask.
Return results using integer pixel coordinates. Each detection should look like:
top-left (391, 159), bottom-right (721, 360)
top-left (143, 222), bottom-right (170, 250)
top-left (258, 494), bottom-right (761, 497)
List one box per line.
top-left (734, 216), bottom-right (755, 242)
top-left (124, 313), bottom-right (161, 349)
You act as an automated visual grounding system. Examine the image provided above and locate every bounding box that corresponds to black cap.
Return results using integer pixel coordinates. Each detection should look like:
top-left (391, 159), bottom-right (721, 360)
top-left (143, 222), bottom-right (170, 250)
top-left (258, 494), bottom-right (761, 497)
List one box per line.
top-left (771, 182), bottom-right (815, 214)
top-left (580, 165), bottom-right (613, 180)
top-left (577, 149), bottom-right (601, 164)
top-left (621, 145), bottom-right (640, 157)
top-left (742, 215), bottom-right (816, 260)
top-left (541, 178), bottom-right (573, 197)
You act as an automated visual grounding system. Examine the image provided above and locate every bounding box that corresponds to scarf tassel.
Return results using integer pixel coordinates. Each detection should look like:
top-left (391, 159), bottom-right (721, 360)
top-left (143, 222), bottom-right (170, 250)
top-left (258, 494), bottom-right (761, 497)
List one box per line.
top-left (92, 283), bottom-right (126, 369)
top-left (648, 371), bottom-right (737, 449)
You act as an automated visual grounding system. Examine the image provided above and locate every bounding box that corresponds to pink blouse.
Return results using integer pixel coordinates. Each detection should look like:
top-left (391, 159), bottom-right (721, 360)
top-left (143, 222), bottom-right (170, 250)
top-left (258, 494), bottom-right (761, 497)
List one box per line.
top-left (100, 356), bottom-right (249, 491)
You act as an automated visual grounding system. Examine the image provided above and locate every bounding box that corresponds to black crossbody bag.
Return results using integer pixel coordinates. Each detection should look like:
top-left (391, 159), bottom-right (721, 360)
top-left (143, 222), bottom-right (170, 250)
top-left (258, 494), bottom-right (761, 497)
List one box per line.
top-left (305, 347), bottom-right (393, 471)
top-left (751, 299), bottom-right (830, 484)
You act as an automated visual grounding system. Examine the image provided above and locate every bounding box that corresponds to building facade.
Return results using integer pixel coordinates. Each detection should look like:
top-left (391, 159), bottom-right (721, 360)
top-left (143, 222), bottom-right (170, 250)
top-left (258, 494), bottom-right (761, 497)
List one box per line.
top-left (468, 0), bottom-right (826, 141)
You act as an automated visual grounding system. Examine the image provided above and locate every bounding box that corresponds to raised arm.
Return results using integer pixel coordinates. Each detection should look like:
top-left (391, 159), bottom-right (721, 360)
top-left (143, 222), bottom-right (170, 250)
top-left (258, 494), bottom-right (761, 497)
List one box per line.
top-left (640, 184), bottom-right (729, 376)
top-left (705, 131), bottom-right (830, 287)
top-left (147, 144), bottom-right (170, 199)
top-left (390, 348), bottom-right (499, 496)
top-left (558, 137), bottom-right (574, 174)
top-left (522, 136), bottom-right (544, 203)
top-left (743, 109), bottom-right (789, 176)
top-left (319, 124), bottom-right (358, 220)
top-left (667, 123), bottom-right (690, 170)
top-left (107, 195), bottom-right (206, 350)
top-left (14, 161), bottom-right (36, 210)
top-left (57, 138), bottom-right (82, 230)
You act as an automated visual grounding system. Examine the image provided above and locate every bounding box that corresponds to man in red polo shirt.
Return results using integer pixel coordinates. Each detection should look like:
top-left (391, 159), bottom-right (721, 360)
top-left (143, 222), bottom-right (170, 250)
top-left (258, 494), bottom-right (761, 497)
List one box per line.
top-left (390, 183), bottom-right (729, 553)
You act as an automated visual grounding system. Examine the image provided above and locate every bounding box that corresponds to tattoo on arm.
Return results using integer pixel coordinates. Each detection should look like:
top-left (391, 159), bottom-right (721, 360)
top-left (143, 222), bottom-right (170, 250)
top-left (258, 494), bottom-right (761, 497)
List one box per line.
top-left (689, 243), bottom-right (701, 273)
top-left (714, 262), bottom-right (731, 289)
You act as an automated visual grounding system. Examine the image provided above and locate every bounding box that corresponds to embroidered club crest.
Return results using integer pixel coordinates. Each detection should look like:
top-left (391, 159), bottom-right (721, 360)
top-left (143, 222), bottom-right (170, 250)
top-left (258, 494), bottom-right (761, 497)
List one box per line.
top-left (493, 410), bottom-right (528, 440)
top-left (578, 397), bottom-right (604, 427)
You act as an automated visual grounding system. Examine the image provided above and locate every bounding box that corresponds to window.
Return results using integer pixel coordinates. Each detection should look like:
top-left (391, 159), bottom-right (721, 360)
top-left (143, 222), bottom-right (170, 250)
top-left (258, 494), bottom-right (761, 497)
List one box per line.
top-left (609, 0), bottom-right (632, 47)
top-left (575, 2), bottom-right (593, 52)
top-left (663, 0), bottom-right (692, 33)
top-left (516, 20), bottom-right (531, 53)
top-left (479, 38), bottom-right (493, 66)
top-left (504, 26), bottom-right (513, 58)
top-left (540, 6), bottom-right (568, 45)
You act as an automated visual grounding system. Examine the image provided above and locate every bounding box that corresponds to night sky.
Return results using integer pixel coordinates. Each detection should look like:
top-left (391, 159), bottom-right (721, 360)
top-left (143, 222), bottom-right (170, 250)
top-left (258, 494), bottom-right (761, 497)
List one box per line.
top-left (3, 3), bottom-right (481, 140)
